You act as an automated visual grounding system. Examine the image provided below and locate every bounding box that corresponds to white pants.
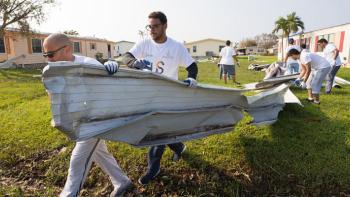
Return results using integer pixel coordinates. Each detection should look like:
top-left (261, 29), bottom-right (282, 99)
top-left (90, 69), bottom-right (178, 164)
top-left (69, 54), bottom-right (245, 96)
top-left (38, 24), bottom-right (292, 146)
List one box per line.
top-left (60, 138), bottom-right (130, 197)
top-left (306, 67), bottom-right (331, 94)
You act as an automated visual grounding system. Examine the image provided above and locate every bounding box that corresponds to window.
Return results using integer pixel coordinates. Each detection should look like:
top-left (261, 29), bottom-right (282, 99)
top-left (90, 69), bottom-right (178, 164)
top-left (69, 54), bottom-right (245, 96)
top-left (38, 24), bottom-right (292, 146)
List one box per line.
top-left (32, 39), bottom-right (42, 53)
top-left (0, 38), bottom-right (5, 53)
top-left (219, 45), bottom-right (225, 52)
top-left (74, 42), bottom-right (81, 53)
top-left (193, 46), bottom-right (197, 53)
top-left (90, 43), bottom-right (96, 50)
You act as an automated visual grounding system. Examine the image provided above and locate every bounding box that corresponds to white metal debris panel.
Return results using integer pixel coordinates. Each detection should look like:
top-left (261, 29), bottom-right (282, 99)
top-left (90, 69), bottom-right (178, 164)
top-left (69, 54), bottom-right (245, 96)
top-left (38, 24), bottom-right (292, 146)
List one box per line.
top-left (42, 62), bottom-right (301, 147)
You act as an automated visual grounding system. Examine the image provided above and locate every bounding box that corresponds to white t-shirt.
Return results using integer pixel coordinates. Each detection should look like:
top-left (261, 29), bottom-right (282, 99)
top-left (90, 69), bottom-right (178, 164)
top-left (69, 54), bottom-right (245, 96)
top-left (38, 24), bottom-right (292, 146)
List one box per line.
top-left (300, 49), bottom-right (331, 70)
top-left (286, 45), bottom-right (301, 53)
top-left (323, 43), bottom-right (341, 66)
top-left (286, 45), bottom-right (301, 64)
top-left (219, 46), bottom-right (236, 65)
top-left (73, 55), bottom-right (102, 66)
top-left (129, 37), bottom-right (194, 80)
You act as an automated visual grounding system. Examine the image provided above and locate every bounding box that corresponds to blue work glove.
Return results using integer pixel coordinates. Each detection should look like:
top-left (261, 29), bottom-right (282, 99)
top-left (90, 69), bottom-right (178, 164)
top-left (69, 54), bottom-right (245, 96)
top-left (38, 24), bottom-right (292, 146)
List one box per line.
top-left (133, 59), bottom-right (152, 71)
top-left (294, 78), bottom-right (301, 86)
top-left (183, 77), bottom-right (197, 88)
top-left (104, 60), bottom-right (118, 75)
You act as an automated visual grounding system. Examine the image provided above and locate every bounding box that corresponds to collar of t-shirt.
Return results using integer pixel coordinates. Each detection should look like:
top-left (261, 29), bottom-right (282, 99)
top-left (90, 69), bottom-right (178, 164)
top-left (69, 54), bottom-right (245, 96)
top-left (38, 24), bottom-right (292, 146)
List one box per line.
top-left (151, 37), bottom-right (170, 48)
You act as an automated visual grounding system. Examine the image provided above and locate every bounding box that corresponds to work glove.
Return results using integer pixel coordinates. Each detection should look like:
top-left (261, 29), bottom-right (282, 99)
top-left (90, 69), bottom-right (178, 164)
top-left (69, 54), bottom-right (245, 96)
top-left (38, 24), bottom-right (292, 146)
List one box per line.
top-left (133, 59), bottom-right (152, 71)
top-left (104, 60), bottom-right (118, 75)
top-left (294, 78), bottom-right (301, 86)
top-left (183, 77), bottom-right (197, 88)
top-left (300, 81), bottom-right (307, 89)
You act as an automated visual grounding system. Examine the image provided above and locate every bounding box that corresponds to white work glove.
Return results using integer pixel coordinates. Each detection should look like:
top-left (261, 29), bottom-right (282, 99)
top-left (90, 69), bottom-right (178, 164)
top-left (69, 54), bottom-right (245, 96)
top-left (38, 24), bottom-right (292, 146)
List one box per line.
top-left (300, 81), bottom-right (307, 89)
top-left (183, 77), bottom-right (197, 88)
top-left (104, 60), bottom-right (118, 75)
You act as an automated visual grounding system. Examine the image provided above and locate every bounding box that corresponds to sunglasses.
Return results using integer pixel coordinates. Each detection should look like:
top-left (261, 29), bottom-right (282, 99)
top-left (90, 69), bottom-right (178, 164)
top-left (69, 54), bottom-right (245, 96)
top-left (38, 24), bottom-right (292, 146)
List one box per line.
top-left (145, 23), bottom-right (163, 31)
top-left (43, 45), bottom-right (67, 58)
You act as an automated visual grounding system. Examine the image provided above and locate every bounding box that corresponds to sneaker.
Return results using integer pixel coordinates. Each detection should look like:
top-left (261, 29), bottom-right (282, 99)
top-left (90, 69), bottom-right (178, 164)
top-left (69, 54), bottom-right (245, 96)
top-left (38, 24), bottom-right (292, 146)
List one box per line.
top-left (306, 98), bottom-right (314, 102)
top-left (313, 100), bottom-right (320, 105)
top-left (138, 168), bottom-right (160, 185)
top-left (110, 180), bottom-right (133, 197)
top-left (234, 81), bottom-right (241, 85)
top-left (172, 145), bottom-right (187, 162)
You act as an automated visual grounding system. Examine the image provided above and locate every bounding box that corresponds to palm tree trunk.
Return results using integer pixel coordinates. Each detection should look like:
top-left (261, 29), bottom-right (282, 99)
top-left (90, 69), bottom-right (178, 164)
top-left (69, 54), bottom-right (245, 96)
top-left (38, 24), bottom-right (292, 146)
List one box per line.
top-left (281, 36), bottom-right (284, 61)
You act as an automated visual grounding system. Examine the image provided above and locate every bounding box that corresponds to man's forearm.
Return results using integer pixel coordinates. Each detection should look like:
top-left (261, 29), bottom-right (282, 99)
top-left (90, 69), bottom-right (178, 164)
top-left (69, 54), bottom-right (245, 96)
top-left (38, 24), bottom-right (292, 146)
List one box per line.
top-left (334, 50), bottom-right (339, 60)
top-left (299, 64), bottom-right (306, 79)
top-left (304, 64), bottom-right (311, 82)
top-left (233, 56), bottom-right (239, 64)
top-left (186, 62), bottom-right (198, 79)
top-left (121, 52), bottom-right (137, 68)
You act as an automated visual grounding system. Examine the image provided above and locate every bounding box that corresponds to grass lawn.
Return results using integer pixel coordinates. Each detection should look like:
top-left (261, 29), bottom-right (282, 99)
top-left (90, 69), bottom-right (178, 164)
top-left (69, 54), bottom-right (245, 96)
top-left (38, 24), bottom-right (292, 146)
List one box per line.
top-left (0, 56), bottom-right (349, 196)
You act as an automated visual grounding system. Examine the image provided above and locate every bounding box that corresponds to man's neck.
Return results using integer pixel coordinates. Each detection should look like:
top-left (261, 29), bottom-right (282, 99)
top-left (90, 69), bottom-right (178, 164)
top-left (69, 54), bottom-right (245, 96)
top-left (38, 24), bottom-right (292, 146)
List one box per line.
top-left (153, 35), bottom-right (167, 44)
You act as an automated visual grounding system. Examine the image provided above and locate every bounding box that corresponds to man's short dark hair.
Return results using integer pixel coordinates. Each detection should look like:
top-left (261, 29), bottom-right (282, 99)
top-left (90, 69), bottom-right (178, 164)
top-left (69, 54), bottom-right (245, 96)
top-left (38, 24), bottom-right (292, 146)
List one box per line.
top-left (301, 44), bottom-right (307, 49)
top-left (318, 38), bottom-right (328, 44)
top-left (288, 38), bottom-right (295, 45)
top-left (288, 48), bottom-right (301, 56)
top-left (148, 11), bottom-right (167, 24)
top-left (226, 40), bottom-right (231, 46)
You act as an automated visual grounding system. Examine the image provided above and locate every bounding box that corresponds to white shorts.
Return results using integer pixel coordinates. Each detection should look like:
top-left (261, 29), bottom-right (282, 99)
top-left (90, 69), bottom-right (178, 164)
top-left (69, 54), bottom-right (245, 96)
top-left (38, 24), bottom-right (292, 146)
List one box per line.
top-left (306, 67), bottom-right (331, 94)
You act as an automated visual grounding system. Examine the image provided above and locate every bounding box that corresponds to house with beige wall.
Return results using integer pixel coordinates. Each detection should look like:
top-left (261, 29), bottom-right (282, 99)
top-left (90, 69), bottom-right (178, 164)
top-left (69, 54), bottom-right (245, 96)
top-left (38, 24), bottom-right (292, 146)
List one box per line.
top-left (278, 22), bottom-right (350, 65)
top-left (0, 28), bottom-right (116, 67)
top-left (115, 40), bottom-right (135, 56)
top-left (184, 38), bottom-right (227, 57)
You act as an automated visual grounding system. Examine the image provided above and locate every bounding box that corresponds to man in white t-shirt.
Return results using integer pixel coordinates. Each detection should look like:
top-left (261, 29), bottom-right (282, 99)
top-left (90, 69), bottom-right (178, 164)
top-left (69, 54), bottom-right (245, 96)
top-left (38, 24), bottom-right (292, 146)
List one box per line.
top-left (284, 38), bottom-right (301, 74)
top-left (317, 38), bottom-right (342, 94)
top-left (218, 40), bottom-right (240, 84)
top-left (121, 11), bottom-right (198, 185)
top-left (43, 33), bottom-right (131, 197)
top-left (290, 47), bottom-right (331, 104)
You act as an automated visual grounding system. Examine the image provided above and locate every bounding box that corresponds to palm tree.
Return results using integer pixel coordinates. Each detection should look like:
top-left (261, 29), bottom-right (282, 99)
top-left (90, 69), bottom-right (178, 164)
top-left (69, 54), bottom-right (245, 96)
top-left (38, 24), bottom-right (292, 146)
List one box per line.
top-left (272, 17), bottom-right (288, 59)
top-left (286, 12), bottom-right (305, 39)
top-left (273, 12), bottom-right (305, 58)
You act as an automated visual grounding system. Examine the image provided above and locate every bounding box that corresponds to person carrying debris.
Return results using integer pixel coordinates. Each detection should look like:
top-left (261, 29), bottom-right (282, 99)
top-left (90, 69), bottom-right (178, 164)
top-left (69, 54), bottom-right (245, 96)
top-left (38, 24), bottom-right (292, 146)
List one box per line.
top-left (284, 38), bottom-right (301, 74)
top-left (119, 11), bottom-right (198, 185)
top-left (218, 40), bottom-right (240, 84)
top-left (43, 33), bottom-right (132, 197)
top-left (317, 38), bottom-right (342, 94)
top-left (290, 45), bottom-right (331, 104)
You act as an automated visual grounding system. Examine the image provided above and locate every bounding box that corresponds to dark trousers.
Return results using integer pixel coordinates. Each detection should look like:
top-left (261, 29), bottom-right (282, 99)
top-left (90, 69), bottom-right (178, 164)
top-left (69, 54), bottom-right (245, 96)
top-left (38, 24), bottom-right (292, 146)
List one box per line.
top-left (325, 66), bottom-right (341, 93)
top-left (147, 142), bottom-right (184, 170)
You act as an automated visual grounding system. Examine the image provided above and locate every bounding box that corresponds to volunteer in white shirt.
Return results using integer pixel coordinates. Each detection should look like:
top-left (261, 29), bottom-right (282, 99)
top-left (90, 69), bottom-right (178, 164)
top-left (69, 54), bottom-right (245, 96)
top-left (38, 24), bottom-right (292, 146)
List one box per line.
top-left (43, 33), bottom-right (131, 197)
top-left (290, 47), bottom-right (331, 104)
top-left (318, 38), bottom-right (342, 94)
top-left (218, 40), bottom-right (240, 84)
top-left (284, 38), bottom-right (301, 74)
top-left (121, 11), bottom-right (198, 185)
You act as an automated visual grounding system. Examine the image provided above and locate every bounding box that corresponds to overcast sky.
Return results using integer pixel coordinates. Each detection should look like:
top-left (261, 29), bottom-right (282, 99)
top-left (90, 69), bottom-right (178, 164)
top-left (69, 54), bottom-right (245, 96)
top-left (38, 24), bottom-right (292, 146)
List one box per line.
top-left (33, 0), bottom-right (350, 43)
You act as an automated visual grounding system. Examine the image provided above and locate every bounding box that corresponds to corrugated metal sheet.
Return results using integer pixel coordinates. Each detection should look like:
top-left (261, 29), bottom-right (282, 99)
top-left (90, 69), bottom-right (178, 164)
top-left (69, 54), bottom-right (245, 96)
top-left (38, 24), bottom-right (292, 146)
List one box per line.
top-left (42, 62), bottom-right (301, 147)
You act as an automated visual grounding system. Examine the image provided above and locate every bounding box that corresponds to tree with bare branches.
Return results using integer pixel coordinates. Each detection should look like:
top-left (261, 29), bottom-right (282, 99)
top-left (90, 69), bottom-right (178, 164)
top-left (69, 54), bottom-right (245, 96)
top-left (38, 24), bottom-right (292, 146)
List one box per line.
top-left (0, 0), bottom-right (56, 36)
